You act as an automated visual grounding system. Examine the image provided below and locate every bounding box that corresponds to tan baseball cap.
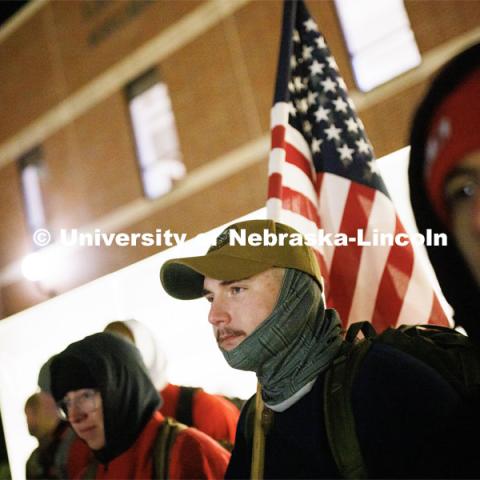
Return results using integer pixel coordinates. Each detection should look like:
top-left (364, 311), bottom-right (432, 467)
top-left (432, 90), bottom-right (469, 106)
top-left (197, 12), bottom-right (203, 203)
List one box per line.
top-left (160, 219), bottom-right (323, 300)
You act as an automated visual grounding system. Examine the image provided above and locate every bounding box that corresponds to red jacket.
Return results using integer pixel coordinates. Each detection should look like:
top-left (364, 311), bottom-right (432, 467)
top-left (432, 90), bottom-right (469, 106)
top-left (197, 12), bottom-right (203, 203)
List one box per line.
top-left (78, 411), bottom-right (230, 479)
top-left (67, 384), bottom-right (239, 477)
top-left (160, 383), bottom-right (240, 446)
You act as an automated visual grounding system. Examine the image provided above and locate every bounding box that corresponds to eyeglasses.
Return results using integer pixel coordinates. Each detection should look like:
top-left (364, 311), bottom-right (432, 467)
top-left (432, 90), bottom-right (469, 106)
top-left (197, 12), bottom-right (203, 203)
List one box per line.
top-left (56, 389), bottom-right (99, 420)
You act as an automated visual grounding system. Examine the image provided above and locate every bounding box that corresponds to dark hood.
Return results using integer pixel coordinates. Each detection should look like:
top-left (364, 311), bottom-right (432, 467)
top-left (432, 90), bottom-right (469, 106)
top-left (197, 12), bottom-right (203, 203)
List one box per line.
top-left (408, 42), bottom-right (480, 344)
top-left (50, 332), bottom-right (161, 464)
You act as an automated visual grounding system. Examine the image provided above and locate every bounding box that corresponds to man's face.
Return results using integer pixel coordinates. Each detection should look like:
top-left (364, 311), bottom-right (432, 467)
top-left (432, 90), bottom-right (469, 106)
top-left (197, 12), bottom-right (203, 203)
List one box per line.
top-left (444, 150), bottom-right (480, 286)
top-left (61, 389), bottom-right (105, 450)
top-left (203, 268), bottom-right (284, 351)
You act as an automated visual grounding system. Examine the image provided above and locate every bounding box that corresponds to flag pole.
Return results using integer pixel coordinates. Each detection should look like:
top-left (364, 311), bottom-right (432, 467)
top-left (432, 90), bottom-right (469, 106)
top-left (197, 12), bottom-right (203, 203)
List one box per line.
top-left (252, 2), bottom-right (299, 479)
top-left (250, 383), bottom-right (266, 479)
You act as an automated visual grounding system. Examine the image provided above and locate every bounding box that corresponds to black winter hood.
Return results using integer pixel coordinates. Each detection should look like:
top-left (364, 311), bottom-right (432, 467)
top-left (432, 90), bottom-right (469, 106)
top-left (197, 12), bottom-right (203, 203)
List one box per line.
top-left (408, 42), bottom-right (480, 343)
top-left (50, 332), bottom-right (161, 464)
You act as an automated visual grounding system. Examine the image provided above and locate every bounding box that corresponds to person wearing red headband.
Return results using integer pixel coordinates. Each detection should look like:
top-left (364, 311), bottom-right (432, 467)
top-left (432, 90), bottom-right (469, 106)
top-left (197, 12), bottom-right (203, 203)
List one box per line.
top-left (409, 42), bottom-right (480, 343)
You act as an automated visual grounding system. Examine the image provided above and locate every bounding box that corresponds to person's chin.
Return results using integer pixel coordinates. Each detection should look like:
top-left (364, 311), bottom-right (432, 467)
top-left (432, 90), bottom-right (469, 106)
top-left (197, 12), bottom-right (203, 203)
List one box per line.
top-left (77, 427), bottom-right (104, 450)
top-left (85, 437), bottom-right (105, 450)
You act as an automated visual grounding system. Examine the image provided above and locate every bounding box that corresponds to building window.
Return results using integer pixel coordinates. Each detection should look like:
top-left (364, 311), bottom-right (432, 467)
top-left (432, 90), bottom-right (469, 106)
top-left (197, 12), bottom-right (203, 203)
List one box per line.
top-left (18, 147), bottom-right (47, 239)
top-left (334, 0), bottom-right (421, 92)
top-left (126, 69), bottom-right (185, 199)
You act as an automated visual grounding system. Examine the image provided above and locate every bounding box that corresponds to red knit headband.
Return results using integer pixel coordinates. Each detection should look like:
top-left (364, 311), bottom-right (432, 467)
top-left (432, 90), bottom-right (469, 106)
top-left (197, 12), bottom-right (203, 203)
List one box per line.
top-left (424, 68), bottom-right (480, 225)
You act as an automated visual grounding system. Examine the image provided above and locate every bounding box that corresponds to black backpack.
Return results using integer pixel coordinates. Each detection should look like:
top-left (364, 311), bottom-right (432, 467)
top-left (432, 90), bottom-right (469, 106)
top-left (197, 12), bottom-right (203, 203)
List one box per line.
top-left (324, 321), bottom-right (480, 478)
top-left (244, 322), bottom-right (480, 478)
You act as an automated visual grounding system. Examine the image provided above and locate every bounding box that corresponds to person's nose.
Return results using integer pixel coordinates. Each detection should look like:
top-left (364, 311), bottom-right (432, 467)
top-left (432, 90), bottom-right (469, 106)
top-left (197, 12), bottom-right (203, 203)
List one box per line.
top-left (68, 401), bottom-right (86, 424)
top-left (208, 297), bottom-right (231, 327)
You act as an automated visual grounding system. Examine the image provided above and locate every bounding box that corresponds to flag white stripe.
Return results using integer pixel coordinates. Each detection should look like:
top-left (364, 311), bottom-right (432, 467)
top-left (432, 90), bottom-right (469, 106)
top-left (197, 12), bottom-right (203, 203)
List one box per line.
top-left (347, 191), bottom-right (396, 325)
top-left (286, 125), bottom-right (313, 165)
top-left (267, 197), bottom-right (283, 221)
top-left (279, 163), bottom-right (319, 206)
top-left (396, 254), bottom-right (436, 326)
top-left (318, 173), bottom-right (351, 270)
top-left (269, 148), bottom-right (286, 176)
top-left (271, 102), bottom-right (290, 128)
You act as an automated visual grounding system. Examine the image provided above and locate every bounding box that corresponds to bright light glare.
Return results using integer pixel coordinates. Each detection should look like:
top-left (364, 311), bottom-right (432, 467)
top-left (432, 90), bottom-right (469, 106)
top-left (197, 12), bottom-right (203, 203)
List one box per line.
top-left (21, 251), bottom-right (48, 281)
top-left (21, 248), bottom-right (66, 282)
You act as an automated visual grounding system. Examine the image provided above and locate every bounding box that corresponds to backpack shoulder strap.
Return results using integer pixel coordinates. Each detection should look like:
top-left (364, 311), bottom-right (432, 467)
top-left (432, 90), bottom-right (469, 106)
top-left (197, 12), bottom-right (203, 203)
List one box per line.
top-left (324, 322), bottom-right (374, 479)
top-left (176, 386), bottom-right (199, 426)
top-left (54, 425), bottom-right (77, 479)
top-left (152, 417), bottom-right (187, 480)
top-left (242, 395), bottom-right (258, 446)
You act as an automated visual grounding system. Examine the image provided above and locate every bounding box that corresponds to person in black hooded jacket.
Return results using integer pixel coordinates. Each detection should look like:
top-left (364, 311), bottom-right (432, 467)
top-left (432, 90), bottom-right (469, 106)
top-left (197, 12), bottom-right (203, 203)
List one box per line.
top-left (408, 42), bottom-right (480, 343)
top-left (49, 332), bottom-right (230, 479)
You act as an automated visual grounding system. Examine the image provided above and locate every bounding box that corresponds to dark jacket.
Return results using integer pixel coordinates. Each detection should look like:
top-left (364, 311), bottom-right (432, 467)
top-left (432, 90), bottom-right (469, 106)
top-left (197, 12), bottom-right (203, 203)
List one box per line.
top-left (408, 42), bottom-right (480, 344)
top-left (227, 343), bottom-right (472, 479)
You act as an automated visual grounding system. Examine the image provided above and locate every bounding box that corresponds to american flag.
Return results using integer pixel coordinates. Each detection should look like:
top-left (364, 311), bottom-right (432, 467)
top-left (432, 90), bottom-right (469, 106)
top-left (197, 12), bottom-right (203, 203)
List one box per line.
top-left (267, 0), bottom-right (449, 330)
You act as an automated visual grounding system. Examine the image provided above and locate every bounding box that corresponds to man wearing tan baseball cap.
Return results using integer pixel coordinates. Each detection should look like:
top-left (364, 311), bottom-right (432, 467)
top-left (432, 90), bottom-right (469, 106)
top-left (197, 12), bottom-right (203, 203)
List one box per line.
top-left (160, 219), bottom-right (469, 479)
top-left (161, 219), bottom-right (323, 301)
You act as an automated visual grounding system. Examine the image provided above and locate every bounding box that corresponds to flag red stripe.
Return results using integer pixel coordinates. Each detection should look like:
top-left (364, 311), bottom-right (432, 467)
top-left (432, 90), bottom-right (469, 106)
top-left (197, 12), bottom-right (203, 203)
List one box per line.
top-left (328, 183), bottom-right (376, 324)
top-left (279, 186), bottom-right (322, 227)
top-left (285, 142), bottom-right (315, 182)
top-left (313, 248), bottom-right (330, 299)
top-left (315, 171), bottom-right (325, 198)
top-left (371, 217), bottom-right (415, 331)
top-left (428, 292), bottom-right (450, 326)
top-left (271, 125), bottom-right (286, 149)
top-left (268, 172), bottom-right (283, 199)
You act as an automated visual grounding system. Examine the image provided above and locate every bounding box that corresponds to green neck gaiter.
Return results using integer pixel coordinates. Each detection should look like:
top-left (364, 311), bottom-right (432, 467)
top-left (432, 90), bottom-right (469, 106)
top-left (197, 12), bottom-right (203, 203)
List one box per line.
top-left (222, 268), bottom-right (343, 405)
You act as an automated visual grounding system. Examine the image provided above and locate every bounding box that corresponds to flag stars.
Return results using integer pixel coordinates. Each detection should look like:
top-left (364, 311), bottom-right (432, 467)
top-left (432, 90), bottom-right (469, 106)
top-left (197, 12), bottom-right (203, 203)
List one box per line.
top-left (290, 55), bottom-right (297, 69)
top-left (337, 144), bottom-right (354, 164)
top-left (356, 138), bottom-right (371, 155)
top-left (314, 106), bottom-right (330, 122)
top-left (293, 29), bottom-right (300, 42)
top-left (311, 137), bottom-right (323, 153)
top-left (337, 77), bottom-right (347, 92)
top-left (288, 102), bottom-right (296, 117)
top-left (307, 91), bottom-right (318, 105)
top-left (327, 56), bottom-right (338, 70)
top-left (304, 18), bottom-right (317, 32)
top-left (345, 118), bottom-right (359, 133)
top-left (296, 97), bottom-right (309, 113)
top-left (321, 77), bottom-right (337, 93)
top-left (309, 60), bottom-right (325, 76)
top-left (293, 76), bottom-right (306, 91)
top-left (333, 97), bottom-right (348, 113)
top-left (315, 36), bottom-right (327, 49)
top-left (325, 124), bottom-right (342, 141)
top-left (303, 120), bottom-right (313, 134)
top-left (367, 158), bottom-right (381, 175)
top-left (302, 45), bottom-right (313, 60)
